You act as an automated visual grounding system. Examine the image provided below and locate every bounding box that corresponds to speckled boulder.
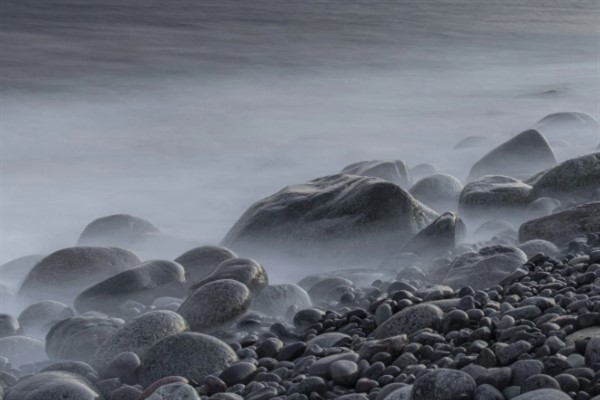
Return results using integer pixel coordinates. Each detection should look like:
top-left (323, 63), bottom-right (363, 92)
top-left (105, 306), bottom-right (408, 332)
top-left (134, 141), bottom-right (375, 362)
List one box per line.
top-left (18, 300), bottom-right (74, 339)
top-left (18, 246), bottom-right (141, 304)
top-left (0, 335), bottom-right (46, 367)
top-left (46, 316), bottom-right (124, 362)
top-left (4, 371), bottom-right (102, 400)
top-left (138, 332), bottom-right (238, 387)
top-left (90, 310), bottom-right (188, 372)
top-left (174, 245), bottom-right (238, 283)
top-left (188, 258), bottom-right (268, 295)
top-left (373, 304), bottom-right (443, 339)
top-left (74, 260), bottom-right (186, 314)
top-left (178, 279), bottom-right (250, 332)
top-left (252, 283), bottom-right (311, 317)
top-left (411, 368), bottom-right (476, 400)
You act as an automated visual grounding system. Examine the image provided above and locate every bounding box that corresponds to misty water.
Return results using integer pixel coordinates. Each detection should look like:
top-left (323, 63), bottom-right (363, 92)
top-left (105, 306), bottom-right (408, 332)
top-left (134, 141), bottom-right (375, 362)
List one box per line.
top-left (1, 0), bottom-right (599, 269)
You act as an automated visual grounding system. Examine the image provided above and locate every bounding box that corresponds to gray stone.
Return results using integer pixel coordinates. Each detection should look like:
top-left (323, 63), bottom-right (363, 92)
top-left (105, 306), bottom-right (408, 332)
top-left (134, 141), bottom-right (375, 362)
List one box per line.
top-left (189, 258), bottom-right (268, 295)
top-left (4, 371), bottom-right (101, 400)
top-left (341, 159), bottom-right (412, 188)
top-left (78, 214), bottom-right (159, 247)
top-left (146, 382), bottom-right (200, 400)
top-left (381, 385), bottom-right (413, 400)
top-left (330, 359), bottom-right (359, 386)
top-left (585, 336), bottom-right (600, 369)
top-left (138, 332), bottom-right (238, 387)
top-left (178, 279), bottom-right (250, 332)
top-left (411, 368), bottom-right (476, 400)
top-left (409, 174), bottom-right (463, 212)
top-left (511, 388), bottom-right (572, 400)
top-left (525, 197), bottom-right (561, 218)
top-left (0, 335), bottom-right (46, 367)
top-left (0, 314), bottom-right (19, 338)
top-left (252, 283), bottom-right (311, 317)
top-left (18, 300), bottom-right (74, 339)
top-left (518, 239), bottom-right (560, 258)
top-left (0, 254), bottom-right (44, 288)
top-left (459, 175), bottom-right (533, 219)
top-left (402, 212), bottom-right (466, 258)
top-left (174, 245), bottom-right (238, 283)
top-left (373, 304), bottom-right (443, 339)
top-left (454, 135), bottom-right (494, 150)
top-left (18, 246), bottom-right (141, 304)
top-left (308, 351), bottom-right (359, 379)
top-left (307, 332), bottom-right (350, 349)
top-left (90, 310), bottom-right (187, 372)
top-left (474, 384), bottom-right (503, 400)
top-left (74, 259), bottom-right (186, 314)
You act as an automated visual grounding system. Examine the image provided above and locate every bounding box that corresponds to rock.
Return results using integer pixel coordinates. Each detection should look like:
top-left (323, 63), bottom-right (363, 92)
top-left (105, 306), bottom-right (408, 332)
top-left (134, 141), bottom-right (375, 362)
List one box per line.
top-left (525, 197), bottom-right (561, 218)
top-left (409, 174), bottom-right (463, 212)
top-left (102, 351), bottom-right (140, 380)
top-left (381, 385), bottom-right (413, 400)
top-left (0, 254), bottom-right (44, 287)
top-left (511, 388), bottom-right (572, 400)
top-left (411, 163), bottom-right (438, 181)
top-left (534, 112), bottom-right (598, 144)
top-left (46, 315), bottom-right (124, 362)
top-left (373, 304), bottom-right (443, 339)
top-left (174, 245), bottom-right (238, 283)
top-left (74, 260), bottom-right (186, 314)
top-left (459, 175), bottom-right (533, 219)
top-left (496, 341), bottom-right (533, 366)
top-left (565, 327), bottom-right (600, 346)
top-left (402, 212), bottom-right (466, 258)
top-left (411, 368), bottom-right (476, 400)
top-left (330, 359), bottom-right (360, 386)
top-left (521, 374), bottom-right (561, 392)
top-left (467, 129), bottom-right (556, 181)
top-left (0, 314), bottom-right (20, 338)
top-left (473, 220), bottom-right (516, 240)
top-left (454, 135), bottom-right (493, 150)
top-left (307, 332), bottom-right (350, 349)
top-left (519, 202), bottom-right (600, 245)
top-left (442, 245), bottom-right (527, 290)
top-left (0, 284), bottom-right (15, 311)
top-left (221, 174), bottom-right (437, 270)
top-left (146, 382), bottom-right (200, 400)
top-left (17, 301), bottom-right (75, 339)
top-left (474, 384), bottom-right (504, 400)
top-left (251, 283), bottom-right (311, 317)
top-left (341, 160), bottom-right (411, 188)
top-left (585, 337), bottom-right (600, 369)
top-left (293, 308), bottom-right (325, 331)
top-left (18, 246), bottom-right (141, 304)
top-left (309, 351), bottom-right (359, 379)
top-left (4, 371), bottom-right (102, 400)
top-left (90, 310), bottom-right (187, 372)
top-left (138, 376), bottom-right (189, 400)
top-left (77, 213), bottom-right (159, 247)
top-left (529, 153), bottom-right (600, 201)
top-left (0, 335), bottom-right (46, 367)
top-left (306, 276), bottom-right (354, 300)
top-left (518, 239), bottom-right (560, 258)
top-left (138, 332), bottom-right (238, 387)
top-left (188, 258), bottom-right (268, 295)
top-left (41, 360), bottom-right (97, 377)
top-left (219, 361), bottom-right (257, 386)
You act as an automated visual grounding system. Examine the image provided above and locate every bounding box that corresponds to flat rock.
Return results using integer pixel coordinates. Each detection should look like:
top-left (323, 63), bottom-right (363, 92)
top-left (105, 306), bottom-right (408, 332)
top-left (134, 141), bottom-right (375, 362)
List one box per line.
top-left (511, 388), bottom-right (572, 400)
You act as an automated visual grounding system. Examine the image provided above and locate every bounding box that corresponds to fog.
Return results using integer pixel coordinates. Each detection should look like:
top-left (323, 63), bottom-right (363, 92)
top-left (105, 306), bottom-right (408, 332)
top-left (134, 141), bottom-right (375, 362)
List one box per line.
top-left (1, 0), bottom-right (599, 267)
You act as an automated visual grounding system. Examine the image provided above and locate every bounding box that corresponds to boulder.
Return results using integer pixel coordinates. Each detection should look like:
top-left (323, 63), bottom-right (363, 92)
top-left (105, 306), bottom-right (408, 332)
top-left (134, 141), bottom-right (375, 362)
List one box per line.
top-left (411, 368), bottom-right (476, 400)
top-left (511, 388), bottom-right (572, 400)
top-left (518, 239), bottom-right (560, 258)
top-left (4, 371), bottom-right (102, 400)
top-left (77, 213), bottom-right (159, 247)
top-left (341, 160), bottom-right (411, 188)
top-left (0, 254), bottom-right (44, 288)
top-left (188, 258), bottom-right (267, 295)
top-left (525, 197), bottom-right (561, 218)
top-left (459, 175), bottom-right (532, 219)
top-left (373, 304), bottom-right (443, 339)
top-left (178, 279), bottom-right (250, 332)
top-left (222, 174), bottom-right (437, 269)
top-left (467, 129), bottom-right (556, 181)
top-left (442, 245), bottom-right (527, 290)
top-left (89, 310), bottom-right (188, 372)
top-left (0, 314), bottom-right (20, 338)
top-left (174, 245), bottom-right (238, 283)
top-left (402, 212), bottom-right (466, 258)
top-left (409, 174), bottom-right (463, 212)
top-left (453, 135), bottom-right (493, 150)
top-left (252, 283), bottom-right (311, 317)
top-left (138, 332), bottom-right (238, 387)
top-left (18, 246), bottom-right (141, 304)
top-left (519, 202), bottom-right (600, 245)
top-left (0, 335), bottom-right (46, 367)
top-left (74, 260), bottom-right (186, 314)
top-left (18, 300), bottom-right (74, 339)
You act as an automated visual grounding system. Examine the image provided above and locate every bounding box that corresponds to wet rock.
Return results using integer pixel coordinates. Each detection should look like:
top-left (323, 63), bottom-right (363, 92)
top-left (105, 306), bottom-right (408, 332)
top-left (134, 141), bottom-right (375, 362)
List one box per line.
top-left (373, 304), bottom-right (443, 339)
top-left (4, 371), bottom-right (101, 400)
top-left (307, 332), bottom-right (350, 349)
top-left (381, 384), bottom-right (413, 400)
top-left (219, 361), bottom-right (257, 386)
top-left (252, 284), bottom-right (311, 317)
top-left (74, 260), bottom-right (186, 314)
top-left (402, 212), bottom-right (466, 258)
top-left (178, 279), bottom-right (250, 332)
top-left (409, 174), bottom-right (463, 212)
top-left (341, 160), bottom-right (412, 188)
top-left (138, 332), bottom-right (238, 387)
top-left (459, 175), bottom-right (533, 219)
top-left (18, 246), bottom-right (141, 304)
top-left (511, 388), bottom-right (572, 400)
top-left (411, 368), bottom-right (476, 400)
top-left (330, 359), bottom-right (359, 386)
top-left (18, 300), bottom-right (74, 339)
top-left (174, 245), bottom-right (238, 283)
top-left (189, 258), bottom-right (268, 295)
top-left (293, 308), bottom-right (325, 331)
top-left (521, 374), bottom-right (561, 392)
top-left (78, 214), bottom-right (159, 247)
top-left (0, 335), bottom-right (46, 367)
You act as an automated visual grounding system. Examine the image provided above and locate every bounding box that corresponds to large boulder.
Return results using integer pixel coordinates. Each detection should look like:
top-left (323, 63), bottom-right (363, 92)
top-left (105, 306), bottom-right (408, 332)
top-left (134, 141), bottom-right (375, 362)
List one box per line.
top-left (467, 129), bottom-right (556, 181)
top-left (511, 389), bottom-right (572, 400)
top-left (459, 175), bottom-right (532, 220)
top-left (0, 254), bottom-right (44, 288)
top-left (442, 245), bottom-right (527, 290)
top-left (252, 283), bottom-right (312, 317)
top-left (519, 202), bottom-right (600, 246)
top-left (341, 160), bottom-right (411, 188)
top-left (78, 214), bottom-right (159, 247)
top-left (222, 174), bottom-right (437, 270)
top-left (174, 245), bottom-right (238, 283)
top-left (402, 212), bottom-right (466, 259)
top-left (46, 315), bottom-right (124, 362)
top-left (178, 279), bottom-right (250, 332)
top-left (4, 371), bottom-right (102, 400)
top-left (90, 310), bottom-right (188, 372)
top-left (18, 246), bottom-right (141, 304)
top-left (409, 174), bottom-right (463, 212)
top-left (18, 300), bottom-right (75, 339)
top-left (74, 260), bottom-right (186, 314)
top-left (0, 335), bottom-right (46, 367)
top-left (373, 304), bottom-right (443, 339)
top-left (138, 332), bottom-right (238, 387)
top-left (529, 153), bottom-right (600, 202)
top-left (188, 258), bottom-right (268, 295)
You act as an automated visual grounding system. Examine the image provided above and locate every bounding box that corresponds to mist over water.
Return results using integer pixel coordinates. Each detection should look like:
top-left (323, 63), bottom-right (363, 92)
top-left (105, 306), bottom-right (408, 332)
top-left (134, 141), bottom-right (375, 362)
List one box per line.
top-left (1, 0), bottom-right (599, 268)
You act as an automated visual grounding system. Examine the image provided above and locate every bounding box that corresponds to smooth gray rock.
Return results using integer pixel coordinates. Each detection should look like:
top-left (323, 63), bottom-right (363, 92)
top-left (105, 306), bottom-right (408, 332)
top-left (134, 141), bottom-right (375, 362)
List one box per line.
top-left (381, 385), bottom-right (413, 400)
top-left (585, 336), bottom-right (600, 368)
top-left (307, 332), bottom-right (350, 349)
top-left (473, 220), bottom-right (516, 240)
top-left (511, 389), bottom-right (572, 400)
top-left (146, 382), bottom-right (200, 400)
top-left (442, 245), bottom-right (527, 290)
top-left (519, 201), bottom-right (600, 245)
top-left (78, 213), bottom-right (159, 247)
top-left (341, 159), bottom-right (412, 188)
top-left (525, 197), bottom-right (561, 218)
top-left (409, 174), bottom-right (463, 212)
top-left (518, 239), bottom-right (560, 258)
top-left (0, 254), bottom-right (44, 287)
top-left (4, 371), bottom-right (102, 400)
top-left (18, 300), bottom-right (74, 339)
top-left (0, 314), bottom-right (19, 338)
top-left (402, 212), bottom-right (466, 258)
top-left (188, 258), bottom-right (267, 295)
top-left (411, 368), bottom-right (476, 400)
top-left (0, 335), bottom-right (46, 367)
top-left (330, 359), bottom-right (359, 386)
top-left (46, 316), bottom-right (124, 362)
top-left (174, 245), bottom-right (238, 283)
top-left (138, 332), bottom-right (238, 387)
top-left (459, 175), bottom-right (533, 219)
top-left (467, 129), bottom-right (556, 181)
top-left (90, 310), bottom-right (187, 372)
top-left (74, 260), bottom-right (186, 314)
top-left (411, 163), bottom-right (438, 180)
top-left (454, 135), bottom-right (493, 150)
top-left (18, 246), bottom-right (141, 304)
top-left (373, 304), bottom-right (443, 339)
top-left (221, 174), bottom-right (436, 269)
top-left (252, 283), bottom-right (311, 317)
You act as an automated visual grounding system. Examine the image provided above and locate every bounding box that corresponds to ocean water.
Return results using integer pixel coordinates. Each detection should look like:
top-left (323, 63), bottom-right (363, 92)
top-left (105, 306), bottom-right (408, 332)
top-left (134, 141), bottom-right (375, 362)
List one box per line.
top-left (1, 0), bottom-right (599, 264)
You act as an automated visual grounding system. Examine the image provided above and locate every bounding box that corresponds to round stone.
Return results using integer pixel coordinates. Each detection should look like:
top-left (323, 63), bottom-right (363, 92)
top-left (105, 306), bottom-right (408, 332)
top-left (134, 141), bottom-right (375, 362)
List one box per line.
top-left (411, 368), bottom-right (476, 400)
top-left (188, 258), bottom-right (268, 296)
top-left (252, 283), bottom-right (311, 317)
top-left (146, 382), bottom-right (200, 400)
top-left (373, 304), bottom-right (443, 339)
top-left (330, 359), bottom-right (359, 386)
top-left (0, 335), bottom-right (46, 367)
top-left (0, 314), bottom-right (20, 338)
top-left (511, 389), bottom-right (572, 400)
top-left (18, 300), bottom-right (74, 339)
top-left (4, 371), bottom-right (101, 400)
top-left (174, 245), bottom-right (238, 283)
